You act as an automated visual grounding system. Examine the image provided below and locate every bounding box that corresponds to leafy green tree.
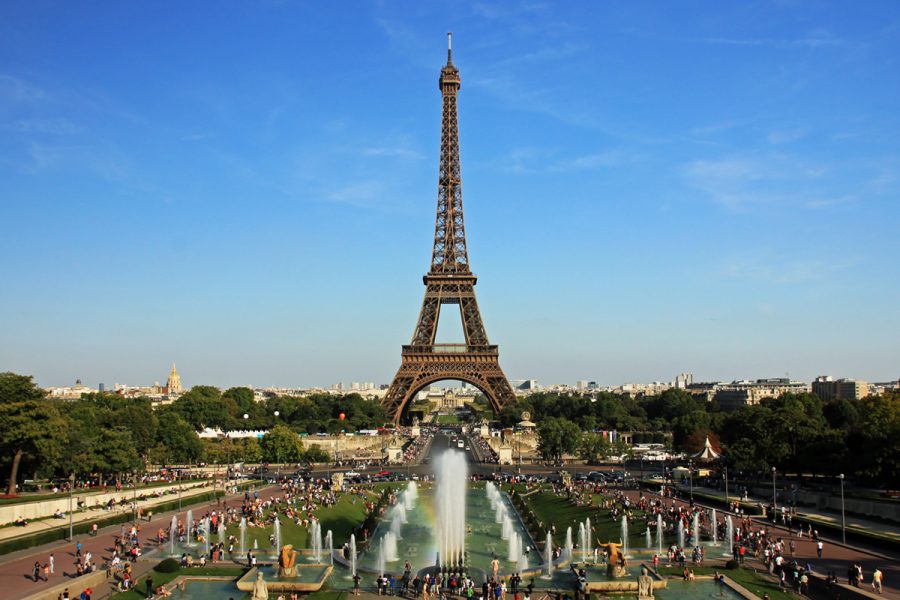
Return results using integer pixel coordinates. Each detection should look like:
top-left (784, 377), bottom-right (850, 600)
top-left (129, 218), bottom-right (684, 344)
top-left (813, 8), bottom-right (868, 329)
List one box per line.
top-left (261, 424), bottom-right (304, 464)
top-left (537, 417), bottom-right (582, 462)
top-left (0, 373), bottom-right (68, 494)
top-left (88, 428), bottom-right (143, 475)
top-left (578, 433), bottom-right (611, 463)
top-left (239, 438), bottom-right (263, 463)
top-left (303, 445), bottom-right (331, 464)
top-left (152, 412), bottom-right (203, 464)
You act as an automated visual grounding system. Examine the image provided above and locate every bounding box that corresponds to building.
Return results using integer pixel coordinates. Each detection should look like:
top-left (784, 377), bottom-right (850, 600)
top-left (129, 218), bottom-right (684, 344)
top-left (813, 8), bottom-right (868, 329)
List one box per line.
top-left (714, 378), bottom-right (810, 411)
top-left (674, 373), bottom-right (694, 389)
top-left (812, 376), bottom-right (869, 402)
top-left (165, 363), bottom-right (183, 395)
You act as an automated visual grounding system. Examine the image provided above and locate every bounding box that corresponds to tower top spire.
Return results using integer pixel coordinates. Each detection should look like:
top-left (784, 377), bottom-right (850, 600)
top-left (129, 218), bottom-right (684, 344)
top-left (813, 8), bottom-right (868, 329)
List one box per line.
top-left (447, 32), bottom-right (452, 63)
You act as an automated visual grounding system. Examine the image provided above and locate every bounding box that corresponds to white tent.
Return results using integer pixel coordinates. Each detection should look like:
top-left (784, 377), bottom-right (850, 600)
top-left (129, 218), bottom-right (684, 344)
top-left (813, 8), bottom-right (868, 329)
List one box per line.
top-left (693, 436), bottom-right (721, 461)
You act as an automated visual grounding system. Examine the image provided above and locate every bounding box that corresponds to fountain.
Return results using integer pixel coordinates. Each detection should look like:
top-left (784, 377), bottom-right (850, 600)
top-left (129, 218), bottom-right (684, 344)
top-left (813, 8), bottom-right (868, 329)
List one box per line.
top-left (203, 516), bottom-right (211, 557)
top-left (435, 450), bottom-right (467, 569)
top-left (691, 512), bottom-right (700, 547)
top-left (656, 515), bottom-right (664, 556)
top-left (725, 515), bottom-right (734, 557)
top-left (349, 534), bottom-right (357, 577)
top-left (585, 518), bottom-right (592, 562)
top-left (383, 531), bottom-right (399, 562)
top-left (325, 530), bottom-right (334, 566)
top-left (239, 517), bottom-right (247, 555)
top-left (501, 515), bottom-right (513, 541)
top-left (645, 527), bottom-right (652, 550)
top-left (274, 518), bottom-right (282, 559)
top-left (254, 538), bottom-right (258, 550)
top-left (309, 520), bottom-right (321, 562)
top-left (218, 520), bottom-right (226, 545)
top-left (543, 532), bottom-right (554, 579)
top-left (169, 515), bottom-right (178, 555)
top-left (390, 516), bottom-right (403, 540)
top-left (621, 516), bottom-right (629, 557)
top-left (405, 482), bottom-right (417, 510)
top-left (185, 510), bottom-right (194, 546)
top-left (508, 531), bottom-right (519, 563)
top-left (578, 522), bottom-right (587, 562)
top-left (711, 509), bottom-right (718, 545)
top-left (495, 503), bottom-right (505, 524)
top-left (677, 519), bottom-right (685, 549)
top-left (394, 502), bottom-right (408, 525)
top-left (564, 526), bottom-right (573, 561)
top-left (377, 536), bottom-right (386, 576)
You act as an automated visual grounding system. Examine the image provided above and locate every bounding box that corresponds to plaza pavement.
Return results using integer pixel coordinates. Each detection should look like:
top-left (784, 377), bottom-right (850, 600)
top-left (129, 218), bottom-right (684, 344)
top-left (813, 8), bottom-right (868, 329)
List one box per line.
top-left (622, 487), bottom-right (899, 599)
top-left (0, 484), bottom-right (276, 600)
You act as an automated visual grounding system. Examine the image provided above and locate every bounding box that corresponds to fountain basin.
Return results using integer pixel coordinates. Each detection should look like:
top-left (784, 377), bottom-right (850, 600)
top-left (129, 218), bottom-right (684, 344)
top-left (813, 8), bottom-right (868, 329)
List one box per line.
top-left (235, 564), bottom-right (332, 593)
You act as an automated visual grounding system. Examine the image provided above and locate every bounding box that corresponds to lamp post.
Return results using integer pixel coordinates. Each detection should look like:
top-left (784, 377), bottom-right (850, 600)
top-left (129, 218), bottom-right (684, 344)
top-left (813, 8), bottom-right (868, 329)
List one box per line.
top-left (689, 461), bottom-right (694, 502)
top-left (771, 466), bottom-right (777, 518)
top-left (68, 473), bottom-right (75, 541)
top-left (724, 465), bottom-right (729, 505)
top-left (839, 473), bottom-right (846, 544)
top-left (273, 411), bottom-right (280, 480)
top-left (132, 474), bottom-right (138, 523)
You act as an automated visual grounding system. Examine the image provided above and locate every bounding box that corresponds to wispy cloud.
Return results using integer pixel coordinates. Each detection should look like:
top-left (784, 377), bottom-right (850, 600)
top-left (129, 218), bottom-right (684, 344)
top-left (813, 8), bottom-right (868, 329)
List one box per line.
top-left (767, 128), bottom-right (809, 145)
top-left (698, 28), bottom-right (849, 49)
top-left (720, 254), bottom-right (858, 285)
top-left (0, 74), bottom-right (46, 103)
top-left (4, 118), bottom-right (82, 135)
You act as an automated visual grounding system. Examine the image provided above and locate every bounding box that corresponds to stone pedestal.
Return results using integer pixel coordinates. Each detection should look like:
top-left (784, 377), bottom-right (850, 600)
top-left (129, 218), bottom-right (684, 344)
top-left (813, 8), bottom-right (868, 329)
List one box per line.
top-left (637, 574), bottom-right (654, 598)
top-left (279, 565), bottom-right (298, 578)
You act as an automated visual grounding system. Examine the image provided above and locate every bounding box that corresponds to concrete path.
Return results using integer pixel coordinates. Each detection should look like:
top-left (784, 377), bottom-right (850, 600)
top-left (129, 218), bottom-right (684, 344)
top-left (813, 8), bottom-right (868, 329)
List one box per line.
top-left (0, 485), bottom-right (276, 600)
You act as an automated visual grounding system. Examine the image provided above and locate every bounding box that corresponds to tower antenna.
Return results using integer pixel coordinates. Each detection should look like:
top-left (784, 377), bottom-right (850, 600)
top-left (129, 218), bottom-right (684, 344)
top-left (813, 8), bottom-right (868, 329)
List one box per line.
top-left (447, 32), bottom-right (452, 63)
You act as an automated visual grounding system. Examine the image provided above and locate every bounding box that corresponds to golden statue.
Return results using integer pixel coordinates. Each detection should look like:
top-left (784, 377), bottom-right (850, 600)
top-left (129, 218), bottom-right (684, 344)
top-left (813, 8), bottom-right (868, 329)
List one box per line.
top-left (601, 542), bottom-right (628, 578)
top-left (278, 544), bottom-right (298, 577)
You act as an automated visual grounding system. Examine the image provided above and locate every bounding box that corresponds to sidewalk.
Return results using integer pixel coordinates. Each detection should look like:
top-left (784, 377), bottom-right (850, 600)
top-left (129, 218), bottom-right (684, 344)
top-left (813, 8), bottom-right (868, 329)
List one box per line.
top-left (685, 484), bottom-right (900, 543)
top-left (0, 483), bottom-right (218, 545)
top-left (1, 485), bottom-right (275, 600)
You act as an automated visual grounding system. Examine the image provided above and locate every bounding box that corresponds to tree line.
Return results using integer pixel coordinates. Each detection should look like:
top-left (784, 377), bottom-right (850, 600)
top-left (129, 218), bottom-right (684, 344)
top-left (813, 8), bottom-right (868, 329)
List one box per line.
top-left (504, 388), bottom-right (899, 486)
top-left (0, 372), bottom-right (386, 494)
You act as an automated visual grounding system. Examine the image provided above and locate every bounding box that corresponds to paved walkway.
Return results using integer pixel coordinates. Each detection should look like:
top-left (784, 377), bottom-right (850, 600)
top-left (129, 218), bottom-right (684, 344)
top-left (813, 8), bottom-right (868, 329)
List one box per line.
top-left (627, 488), bottom-right (899, 599)
top-left (685, 483), bottom-right (900, 542)
top-left (0, 483), bottom-right (218, 544)
top-left (0, 485), bottom-right (276, 600)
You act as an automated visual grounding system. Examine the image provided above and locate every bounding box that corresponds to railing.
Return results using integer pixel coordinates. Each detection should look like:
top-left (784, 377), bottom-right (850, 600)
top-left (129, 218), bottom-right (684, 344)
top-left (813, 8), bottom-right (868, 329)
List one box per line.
top-left (402, 344), bottom-right (498, 355)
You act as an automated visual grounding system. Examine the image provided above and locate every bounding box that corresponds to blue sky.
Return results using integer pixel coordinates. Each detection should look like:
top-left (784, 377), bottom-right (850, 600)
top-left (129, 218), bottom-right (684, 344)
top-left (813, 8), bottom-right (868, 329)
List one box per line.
top-left (1, 1), bottom-right (898, 389)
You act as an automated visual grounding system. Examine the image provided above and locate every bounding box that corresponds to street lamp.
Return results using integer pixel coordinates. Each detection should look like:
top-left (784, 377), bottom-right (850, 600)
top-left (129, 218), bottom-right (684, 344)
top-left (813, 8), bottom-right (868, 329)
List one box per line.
top-left (839, 473), bottom-right (846, 544)
top-left (771, 467), bottom-right (777, 518)
top-left (68, 473), bottom-right (75, 541)
top-left (132, 474), bottom-right (138, 523)
top-left (724, 465), bottom-right (729, 506)
top-left (689, 461), bottom-right (694, 502)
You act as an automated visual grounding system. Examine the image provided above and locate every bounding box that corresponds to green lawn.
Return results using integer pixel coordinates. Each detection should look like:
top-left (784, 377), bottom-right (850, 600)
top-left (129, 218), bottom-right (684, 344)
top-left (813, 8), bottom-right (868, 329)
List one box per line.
top-left (224, 489), bottom-right (376, 553)
top-left (110, 566), bottom-right (246, 600)
top-left (515, 488), bottom-right (648, 549)
top-left (433, 414), bottom-right (462, 424)
top-left (656, 565), bottom-right (794, 600)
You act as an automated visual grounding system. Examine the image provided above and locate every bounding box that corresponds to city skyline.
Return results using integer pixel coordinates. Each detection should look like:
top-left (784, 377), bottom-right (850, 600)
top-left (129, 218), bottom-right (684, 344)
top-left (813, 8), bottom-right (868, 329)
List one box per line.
top-left (2, 2), bottom-right (899, 388)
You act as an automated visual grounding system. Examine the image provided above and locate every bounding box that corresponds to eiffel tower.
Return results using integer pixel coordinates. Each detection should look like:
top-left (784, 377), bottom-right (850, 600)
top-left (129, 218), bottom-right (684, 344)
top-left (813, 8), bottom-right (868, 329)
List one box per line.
top-left (382, 34), bottom-right (516, 424)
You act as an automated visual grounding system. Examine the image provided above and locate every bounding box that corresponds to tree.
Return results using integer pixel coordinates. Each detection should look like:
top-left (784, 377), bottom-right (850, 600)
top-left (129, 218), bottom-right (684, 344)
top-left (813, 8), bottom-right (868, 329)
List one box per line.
top-left (152, 412), bottom-right (203, 465)
top-left (88, 428), bottom-right (143, 475)
top-left (578, 433), bottom-right (611, 464)
top-left (261, 424), bottom-right (304, 464)
top-left (0, 373), bottom-right (68, 495)
top-left (303, 445), bottom-right (331, 464)
top-left (537, 417), bottom-right (582, 462)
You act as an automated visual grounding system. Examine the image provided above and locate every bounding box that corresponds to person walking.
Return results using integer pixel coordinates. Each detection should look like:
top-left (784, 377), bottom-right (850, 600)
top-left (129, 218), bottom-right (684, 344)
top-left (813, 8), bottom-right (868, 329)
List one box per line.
top-left (32, 561), bottom-right (41, 583)
top-left (50, 553), bottom-right (55, 575)
top-left (872, 568), bottom-right (883, 594)
top-left (816, 540), bottom-right (823, 558)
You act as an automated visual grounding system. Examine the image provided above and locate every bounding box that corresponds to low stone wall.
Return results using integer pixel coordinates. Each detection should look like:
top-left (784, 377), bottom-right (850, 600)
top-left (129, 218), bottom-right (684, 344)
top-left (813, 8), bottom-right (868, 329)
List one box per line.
top-left (0, 483), bottom-right (214, 526)
top-left (17, 568), bottom-right (111, 600)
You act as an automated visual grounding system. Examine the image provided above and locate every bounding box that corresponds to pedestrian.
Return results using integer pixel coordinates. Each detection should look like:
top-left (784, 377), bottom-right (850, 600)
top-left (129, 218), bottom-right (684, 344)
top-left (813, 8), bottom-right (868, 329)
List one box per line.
top-left (43, 562), bottom-right (50, 581)
top-left (816, 540), bottom-right (823, 558)
top-left (145, 575), bottom-right (153, 599)
top-left (76, 541), bottom-right (82, 558)
top-left (872, 568), bottom-right (883, 594)
top-left (353, 573), bottom-right (361, 596)
top-left (33, 561), bottom-right (41, 583)
top-left (50, 553), bottom-right (55, 575)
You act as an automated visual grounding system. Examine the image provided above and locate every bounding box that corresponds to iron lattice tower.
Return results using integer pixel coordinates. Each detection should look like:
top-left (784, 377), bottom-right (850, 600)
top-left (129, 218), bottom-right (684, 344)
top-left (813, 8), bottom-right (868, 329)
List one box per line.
top-left (382, 35), bottom-right (516, 424)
